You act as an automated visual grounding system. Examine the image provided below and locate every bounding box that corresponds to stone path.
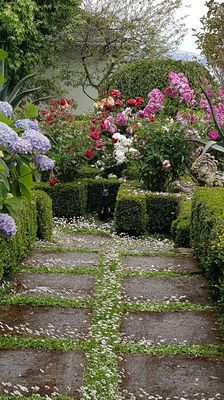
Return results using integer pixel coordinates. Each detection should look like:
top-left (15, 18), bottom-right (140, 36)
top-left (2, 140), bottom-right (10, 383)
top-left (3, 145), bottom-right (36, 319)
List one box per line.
top-left (0, 230), bottom-right (223, 400)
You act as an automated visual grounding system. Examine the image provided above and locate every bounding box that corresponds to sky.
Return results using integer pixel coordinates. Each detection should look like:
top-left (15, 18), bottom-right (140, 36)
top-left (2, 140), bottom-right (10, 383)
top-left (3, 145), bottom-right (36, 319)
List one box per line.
top-left (177, 0), bottom-right (222, 54)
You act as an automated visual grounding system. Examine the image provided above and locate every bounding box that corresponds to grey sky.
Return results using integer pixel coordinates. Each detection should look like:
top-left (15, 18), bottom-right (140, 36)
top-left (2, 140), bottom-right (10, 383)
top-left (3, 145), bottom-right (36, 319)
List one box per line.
top-left (177, 0), bottom-right (222, 54)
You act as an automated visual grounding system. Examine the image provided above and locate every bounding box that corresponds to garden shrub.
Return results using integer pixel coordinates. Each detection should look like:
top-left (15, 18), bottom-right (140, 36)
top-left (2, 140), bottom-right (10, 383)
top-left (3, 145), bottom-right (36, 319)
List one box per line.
top-left (82, 178), bottom-right (121, 214)
top-left (0, 199), bottom-right (37, 282)
top-left (191, 188), bottom-right (224, 306)
top-left (146, 193), bottom-right (180, 234)
top-left (114, 182), bottom-right (147, 236)
top-left (35, 182), bottom-right (87, 218)
top-left (77, 165), bottom-right (101, 179)
top-left (34, 190), bottom-right (53, 241)
top-left (107, 58), bottom-right (216, 101)
top-left (171, 198), bottom-right (191, 247)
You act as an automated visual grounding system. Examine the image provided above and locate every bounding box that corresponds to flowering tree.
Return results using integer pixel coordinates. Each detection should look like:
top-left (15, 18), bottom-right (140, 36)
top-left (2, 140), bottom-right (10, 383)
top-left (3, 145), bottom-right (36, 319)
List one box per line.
top-left (58, 0), bottom-right (186, 99)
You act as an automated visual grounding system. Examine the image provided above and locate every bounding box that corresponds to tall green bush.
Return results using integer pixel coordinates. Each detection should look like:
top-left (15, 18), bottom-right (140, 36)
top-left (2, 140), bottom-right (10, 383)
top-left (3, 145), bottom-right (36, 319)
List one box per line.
top-left (107, 59), bottom-right (215, 100)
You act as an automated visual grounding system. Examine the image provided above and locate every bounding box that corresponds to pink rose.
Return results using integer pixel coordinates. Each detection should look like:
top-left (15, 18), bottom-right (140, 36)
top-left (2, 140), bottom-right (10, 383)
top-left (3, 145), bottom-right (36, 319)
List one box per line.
top-left (208, 130), bottom-right (219, 140)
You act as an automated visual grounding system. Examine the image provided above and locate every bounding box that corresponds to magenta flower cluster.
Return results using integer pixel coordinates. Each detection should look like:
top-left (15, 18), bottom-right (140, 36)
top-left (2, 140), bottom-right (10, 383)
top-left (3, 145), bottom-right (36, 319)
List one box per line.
top-left (142, 89), bottom-right (164, 117)
top-left (0, 213), bottom-right (17, 238)
top-left (176, 111), bottom-right (197, 126)
top-left (167, 71), bottom-right (196, 105)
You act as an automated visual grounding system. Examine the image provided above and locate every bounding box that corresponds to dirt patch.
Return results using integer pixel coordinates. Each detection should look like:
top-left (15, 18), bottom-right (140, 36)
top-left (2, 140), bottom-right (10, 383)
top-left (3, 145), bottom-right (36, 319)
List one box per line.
top-left (119, 354), bottom-right (224, 399)
top-left (123, 255), bottom-right (199, 273)
top-left (0, 304), bottom-right (91, 339)
top-left (122, 276), bottom-right (214, 305)
top-left (0, 348), bottom-right (85, 398)
top-left (13, 273), bottom-right (95, 300)
top-left (121, 311), bottom-right (223, 344)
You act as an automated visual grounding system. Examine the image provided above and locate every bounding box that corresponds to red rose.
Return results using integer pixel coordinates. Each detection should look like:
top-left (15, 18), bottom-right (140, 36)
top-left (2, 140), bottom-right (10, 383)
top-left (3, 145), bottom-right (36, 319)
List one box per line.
top-left (41, 109), bottom-right (49, 116)
top-left (126, 98), bottom-right (137, 107)
top-left (95, 140), bottom-right (104, 149)
top-left (90, 126), bottom-right (97, 132)
top-left (85, 149), bottom-right (94, 159)
top-left (135, 96), bottom-right (144, 106)
top-left (91, 118), bottom-right (98, 124)
top-left (90, 130), bottom-right (100, 140)
top-left (104, 102), bottom-right (115, 111)
top-left (115, 99), bottom-right (123, 107)
top-left (111, 137), bottom-right (118, 144)
top-left (110, 89), bottom-right (121, 98)
top-left (66, 145), bottom-right (71, 152)
top-left (149, 114), bottom-right (155, 122)
top-left (49, 177), bottom-right (58, 186)
top-left (59, 98), bottom-right (67, 106)
top-left (50, 100), bottom-right (58, 108)
top-left (100, 121), bottom-right (106, 130)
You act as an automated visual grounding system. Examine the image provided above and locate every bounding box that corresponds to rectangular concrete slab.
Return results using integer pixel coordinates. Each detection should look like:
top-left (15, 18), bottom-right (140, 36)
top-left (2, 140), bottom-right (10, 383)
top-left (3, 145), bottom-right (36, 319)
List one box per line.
top-left (22, 252), bottom-right (99, 269)
top-left (123, 256), bottom-right (199, 273)
top-left (0, 349), bottom-right (85, 398)
top-left (0, 304), bottom-right (91, 339)
top-left (119, 354), bottom-right (224, 399)
top-left (122, 276), bottom-right (214, 305)
top-left (121, 311), bottom-right (223, 344)
top-left (13, 273), bottom-right (95, 299)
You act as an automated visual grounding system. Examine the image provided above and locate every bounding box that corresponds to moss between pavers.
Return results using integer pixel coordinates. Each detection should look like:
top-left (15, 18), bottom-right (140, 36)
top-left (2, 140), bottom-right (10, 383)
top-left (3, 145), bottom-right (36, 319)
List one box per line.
top-left (116, 343), bottom-right (224, 356)
top-left (0, 335), bottom-right (91, 351)
top-left (0, 295), bottom-right (93, 309)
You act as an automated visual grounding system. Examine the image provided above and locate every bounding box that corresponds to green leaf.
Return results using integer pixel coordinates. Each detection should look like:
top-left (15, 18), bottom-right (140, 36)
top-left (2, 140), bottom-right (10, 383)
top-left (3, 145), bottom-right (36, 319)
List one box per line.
top-left (24, 101), bottom-right (39, 119)
top-left (0, 75), bottom-right (5, 85)
top-left (19, 182), bottom-right (32, 202)
top-left (4, 196), bottom-right (24, 219)
top-left (0, 112), bottom-right (14, 126)
top-left (0, 159), bottom-right (9, 176)
top-left (0, 49), bottom-right (8, 60)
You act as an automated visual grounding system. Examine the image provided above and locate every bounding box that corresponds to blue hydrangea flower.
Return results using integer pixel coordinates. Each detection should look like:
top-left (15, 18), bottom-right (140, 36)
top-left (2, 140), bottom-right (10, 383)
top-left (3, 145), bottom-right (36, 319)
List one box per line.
top-left (13, 137), bottom-right (32, 154)
top-left (22, 129), bottom-right (51, 153)
top-left (0, 101), bottom-right (13, 118)
top-left (0, 121), bottom-right (19, 151)
top-left (15, 119), bottom-right (39, 131)
top-left (33, 154), bottom-right (55, 171)
top-left (0, 213), bottom-right (17, 238)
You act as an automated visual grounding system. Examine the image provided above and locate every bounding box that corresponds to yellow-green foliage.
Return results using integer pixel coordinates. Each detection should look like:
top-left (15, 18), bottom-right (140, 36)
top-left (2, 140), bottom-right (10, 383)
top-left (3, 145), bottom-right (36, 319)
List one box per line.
top-left (171, 198), bottom-right (191, 247)
top-left (115, 182), bottom-right (147, 236)
top-left (34, 190), bottom-right (53, 241)
top-left (0, 199), bottom-right (37, 281)
top-left (191, 188), bottom-right (224, 312)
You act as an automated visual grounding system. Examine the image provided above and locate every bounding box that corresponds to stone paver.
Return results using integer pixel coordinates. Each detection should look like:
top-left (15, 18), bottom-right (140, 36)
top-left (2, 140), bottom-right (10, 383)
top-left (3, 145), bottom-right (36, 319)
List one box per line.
top-left (123, 255), bottom-right (199, 273)
top-left (0, 349), bottom-right (85, 398)
top-left (13, 273), bottom-right (95, 299)
top-left (22, 251), bottom-right (99, 269)
top-left (0, 304), bottom-right (91, 339)
top-left (55, 234), bottom-right (112, 251)
top-left (122, 276), bottom-right (213, 305)
top-left (121, 311), bottom-right (223, 344)
top-left (119, 354), bottom-right (224, 399)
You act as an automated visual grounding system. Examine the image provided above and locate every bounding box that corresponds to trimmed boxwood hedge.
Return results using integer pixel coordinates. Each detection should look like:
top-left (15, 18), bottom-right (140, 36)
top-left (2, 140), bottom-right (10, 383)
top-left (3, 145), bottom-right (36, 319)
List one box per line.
top-left (0, 199), bottom-right (37, 282)
top-left (34, 190), bottom-right (53, 241)
top-left (114, 182), bottom-right (181, 236)
top-left (35, 182), bottom-right (87, 218)
top-left (106, 58), bottom-right (216, 101)
top-left (171, 198), bottom-right (191, 247)
top-left (191, 188), bottom-right (224, 309)
top-left (114, 182), bottom-right (147, 236)
top-left (146, 193), bottom-right (179, 234)
top-left (83, 178), bottom-right (121, 214)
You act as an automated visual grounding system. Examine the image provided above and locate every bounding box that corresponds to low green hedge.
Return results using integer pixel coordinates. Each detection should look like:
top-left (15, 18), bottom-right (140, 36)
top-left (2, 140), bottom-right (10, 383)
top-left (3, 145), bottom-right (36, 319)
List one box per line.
top-left (114, 182), bottom-right (147, 236)
top-left (0, 199), bottom-right (37, 282)
top-left (83, 178), bottom-right (121, 214)
top-left (35, 182), bottom-right (87, 218)
top-left (146, 193), bottom-right (179, 234)
top-left (34, 190), bottom-right (53, 241)
top-left (191, 188), bottom-right (224, 309)
top-left (171, 198), bottom-right (191, 247)
top-left (114, 182), bottom-right (181, 236)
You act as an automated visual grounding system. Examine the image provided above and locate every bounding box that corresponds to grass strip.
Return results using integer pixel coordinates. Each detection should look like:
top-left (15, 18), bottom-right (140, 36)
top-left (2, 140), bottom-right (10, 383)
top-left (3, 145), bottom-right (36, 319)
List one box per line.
top-left (116, 343), bottom-right (224, 356)
top-left (17, 266), bottom-right (98, 276)
top-left (121, 270), bottom-right (200, 278)
top-left (0, 294), bottom-right (93, 309)
top-left (122, 301), bottom-right (215, 313)
top-left (32, 245), bottom-right (99, 254)
top-left (0, 335), bottom-right (92, 351)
